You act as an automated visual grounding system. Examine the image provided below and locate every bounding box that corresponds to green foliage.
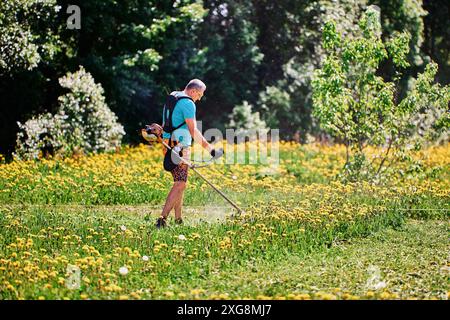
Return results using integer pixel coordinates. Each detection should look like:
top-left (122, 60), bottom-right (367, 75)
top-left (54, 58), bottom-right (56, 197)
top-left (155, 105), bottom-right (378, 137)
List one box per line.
top-left (196, 1), bottom-right (264, 129)
top-left (370, 0), bottom-right (426, 67)
top-left (15, 67), bottom-right (125, 159)
top-left (228, 101), bottom-right (268, 136)
top-left (253, 0), bottom-right (368, 141)
top-left (312, 6), bottom-right (450, 182)
top-left (0, 1), bottom-right (213, 156)
top-left (368, 0), bottom-right (429, 101)
top-left (257, 87), bottom-right (296, 137)
top-left (77, 0), bottom-right (209, 137)
top-left (422, 0), bottom-right (450, 85)
top-left (0, 0), bottom-right (448, 156)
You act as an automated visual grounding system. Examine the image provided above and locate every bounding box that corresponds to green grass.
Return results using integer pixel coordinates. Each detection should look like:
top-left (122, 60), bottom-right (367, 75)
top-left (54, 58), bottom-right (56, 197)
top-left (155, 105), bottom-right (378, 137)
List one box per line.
top-left (169, 219), bottom-right (449, 299)
top-left (0, 204), bottom-right (392, 298)
top-left (0, 143), bottom-right (448, 299)
top-left (2, 202), bottom-right (448, 300)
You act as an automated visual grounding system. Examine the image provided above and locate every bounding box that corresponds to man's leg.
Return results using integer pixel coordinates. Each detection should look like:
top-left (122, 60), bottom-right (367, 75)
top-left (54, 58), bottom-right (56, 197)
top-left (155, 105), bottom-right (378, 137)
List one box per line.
top-left (174, 189), bottom-right (185, 221)
top-left (161, 181), bottom-right (186, 219)
top-left (157, 148), bottom-right (190, 227)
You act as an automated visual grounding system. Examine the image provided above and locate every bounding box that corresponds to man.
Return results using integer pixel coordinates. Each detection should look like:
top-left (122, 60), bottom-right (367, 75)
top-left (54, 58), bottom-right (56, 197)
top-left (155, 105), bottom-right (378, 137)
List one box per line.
top-left (156, 79), bottom-right (222, 228)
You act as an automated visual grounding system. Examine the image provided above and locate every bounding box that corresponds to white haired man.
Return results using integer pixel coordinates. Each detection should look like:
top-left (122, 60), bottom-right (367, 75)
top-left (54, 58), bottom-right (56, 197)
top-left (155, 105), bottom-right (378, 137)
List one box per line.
top-left (156, 79), bottom-right (223, 228)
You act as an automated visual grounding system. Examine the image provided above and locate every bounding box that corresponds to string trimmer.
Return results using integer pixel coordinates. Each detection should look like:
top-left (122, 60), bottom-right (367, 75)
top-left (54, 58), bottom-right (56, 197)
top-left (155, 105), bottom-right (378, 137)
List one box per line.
top-left (141, 123), bottom-right (243, 215)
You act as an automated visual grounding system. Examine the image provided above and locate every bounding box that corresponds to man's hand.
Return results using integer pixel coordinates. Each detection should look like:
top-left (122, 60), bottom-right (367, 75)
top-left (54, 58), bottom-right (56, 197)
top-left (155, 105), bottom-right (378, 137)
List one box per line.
top-left (210, 148), bottom-right (224, 159)
top-left (185, 118), bottom-right (222, 159)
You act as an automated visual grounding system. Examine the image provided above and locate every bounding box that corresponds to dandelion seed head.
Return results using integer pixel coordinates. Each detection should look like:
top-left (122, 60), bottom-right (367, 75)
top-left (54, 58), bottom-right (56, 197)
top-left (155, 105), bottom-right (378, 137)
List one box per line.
top-left (119, 266), bottom-right (129, 276)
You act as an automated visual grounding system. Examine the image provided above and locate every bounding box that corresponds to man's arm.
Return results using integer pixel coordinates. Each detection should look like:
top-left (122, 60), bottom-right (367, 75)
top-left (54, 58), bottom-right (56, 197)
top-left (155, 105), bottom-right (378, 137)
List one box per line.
top-left (185, 118), bottom-right (213, 153)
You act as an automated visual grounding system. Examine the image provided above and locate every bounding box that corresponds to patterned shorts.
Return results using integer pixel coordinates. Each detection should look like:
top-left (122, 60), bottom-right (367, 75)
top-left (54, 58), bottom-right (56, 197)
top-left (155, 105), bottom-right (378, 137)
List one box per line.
top-left (170, 147), bottom-right (190, 182)
top-left (171, 163), bottom-right (189, 182)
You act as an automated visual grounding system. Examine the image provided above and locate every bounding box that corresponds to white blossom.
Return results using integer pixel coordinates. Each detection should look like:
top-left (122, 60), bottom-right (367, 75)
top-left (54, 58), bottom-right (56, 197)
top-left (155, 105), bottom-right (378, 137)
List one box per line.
top-left (119, 267), bottom-right (129, 276)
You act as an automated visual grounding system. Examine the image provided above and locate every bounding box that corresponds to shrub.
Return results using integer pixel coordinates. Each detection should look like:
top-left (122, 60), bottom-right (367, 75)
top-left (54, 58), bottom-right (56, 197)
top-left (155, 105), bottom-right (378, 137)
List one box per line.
top-left (228, 101), bottom-right (268, 138)
top-left (15, 113), bottom-right (64, 160)
top-left (15, 66), bottom-right (125, 159)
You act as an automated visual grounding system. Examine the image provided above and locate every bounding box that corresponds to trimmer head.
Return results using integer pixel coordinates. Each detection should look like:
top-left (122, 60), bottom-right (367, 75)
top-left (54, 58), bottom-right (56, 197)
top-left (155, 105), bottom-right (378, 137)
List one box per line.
top-left (141, 123), bottom-right (163, 143)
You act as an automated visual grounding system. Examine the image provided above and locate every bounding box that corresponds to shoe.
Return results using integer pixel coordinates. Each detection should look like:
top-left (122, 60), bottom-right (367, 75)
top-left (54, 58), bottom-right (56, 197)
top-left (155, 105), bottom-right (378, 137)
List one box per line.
top-left (155, 217), bottom-right (167, 229)
top-left (175, 218), bottom-right (183, 225)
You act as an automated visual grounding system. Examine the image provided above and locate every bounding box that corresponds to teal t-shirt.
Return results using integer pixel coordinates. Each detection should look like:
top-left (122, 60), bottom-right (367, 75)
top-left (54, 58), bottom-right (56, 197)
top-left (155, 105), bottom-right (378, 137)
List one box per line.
top-left (162, 91), bottom-right (196, 147)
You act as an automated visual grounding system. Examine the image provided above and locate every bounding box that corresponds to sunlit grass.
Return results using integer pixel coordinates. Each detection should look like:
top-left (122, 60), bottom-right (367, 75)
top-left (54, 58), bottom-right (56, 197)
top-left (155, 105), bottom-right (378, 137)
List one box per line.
top-left (0, 141), bottom-right (448, 299)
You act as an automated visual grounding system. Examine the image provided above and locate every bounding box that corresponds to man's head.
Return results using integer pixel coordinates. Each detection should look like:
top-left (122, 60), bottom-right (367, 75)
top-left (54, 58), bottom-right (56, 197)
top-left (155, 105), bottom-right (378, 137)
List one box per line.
top-left (184, 79), bottom-right (206, 102)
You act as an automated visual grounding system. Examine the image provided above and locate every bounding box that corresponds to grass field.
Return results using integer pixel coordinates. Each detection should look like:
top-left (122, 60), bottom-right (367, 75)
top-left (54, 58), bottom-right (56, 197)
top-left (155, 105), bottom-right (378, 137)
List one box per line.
top-left (0, 142), bottom-right (448, 300)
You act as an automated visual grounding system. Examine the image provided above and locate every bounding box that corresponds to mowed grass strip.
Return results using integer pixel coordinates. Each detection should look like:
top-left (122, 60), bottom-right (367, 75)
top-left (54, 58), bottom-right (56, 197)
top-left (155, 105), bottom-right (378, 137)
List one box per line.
top-left (171, 219), bottom-right (449, 300)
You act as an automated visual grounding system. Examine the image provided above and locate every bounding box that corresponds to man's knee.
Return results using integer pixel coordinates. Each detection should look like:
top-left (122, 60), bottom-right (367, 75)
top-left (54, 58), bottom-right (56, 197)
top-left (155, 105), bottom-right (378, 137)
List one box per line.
top-left (174, 181), bottom-right (186, 191)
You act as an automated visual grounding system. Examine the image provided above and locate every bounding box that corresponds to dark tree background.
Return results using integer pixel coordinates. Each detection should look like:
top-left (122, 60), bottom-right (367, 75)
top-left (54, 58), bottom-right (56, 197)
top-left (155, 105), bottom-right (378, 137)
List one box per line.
top-left (0, 0), bottom-right (448, 157)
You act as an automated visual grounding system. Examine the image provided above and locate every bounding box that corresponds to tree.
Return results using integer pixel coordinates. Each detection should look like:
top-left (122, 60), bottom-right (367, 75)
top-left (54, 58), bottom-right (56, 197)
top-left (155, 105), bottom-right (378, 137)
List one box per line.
top-left (228, 101), bottom-right (267, 137)
top-left (369, 0), bottom-right (428, 99)
top-left (194, 0), bottom-right (263, 130)
top-left (422, 0), bottom-right (450, 85)
top-left (312, 6), bottom-right (449, 182)
top-left (64, 0), bottom-right (208, 142)
top-left (0, 1), bottom-right (208, 157)
top-left (0, 0), bottom-right (65, 157)
top-left (254, 0), bottom-right (368, 140)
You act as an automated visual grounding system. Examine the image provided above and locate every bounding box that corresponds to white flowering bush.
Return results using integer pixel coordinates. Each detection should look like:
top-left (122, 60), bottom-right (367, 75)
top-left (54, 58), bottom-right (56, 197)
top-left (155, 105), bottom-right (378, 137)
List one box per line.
top-left (57, 66), bottom-right (125, 153)
top-left (15, 113), bottom-right (64, 160)
top-left (15, 67), bottom-right (125, 159)
top-left (0, 0), bottom-right (59, 73)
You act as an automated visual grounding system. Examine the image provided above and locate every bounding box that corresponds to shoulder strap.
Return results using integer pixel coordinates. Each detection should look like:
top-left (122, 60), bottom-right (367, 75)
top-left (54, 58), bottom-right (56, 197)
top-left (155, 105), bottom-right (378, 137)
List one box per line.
top-left (176, 96), bottom-right (194, 103)
top-left (171, 121), bottom-right (186, 132)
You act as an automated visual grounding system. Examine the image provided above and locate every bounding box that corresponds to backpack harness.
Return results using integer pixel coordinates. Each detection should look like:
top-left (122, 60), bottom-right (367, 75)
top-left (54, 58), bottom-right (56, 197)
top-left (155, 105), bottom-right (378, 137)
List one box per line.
top-left (162, 94), bottom-right (194, 171)
top-left (162, 94), bottom-right (194, 148)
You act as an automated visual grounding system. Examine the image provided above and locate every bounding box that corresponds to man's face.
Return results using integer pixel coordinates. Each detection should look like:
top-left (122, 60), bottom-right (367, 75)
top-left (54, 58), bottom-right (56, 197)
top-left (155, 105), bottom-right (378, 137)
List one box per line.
top-left (193, 89), bottom-right (205, 102)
